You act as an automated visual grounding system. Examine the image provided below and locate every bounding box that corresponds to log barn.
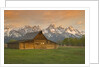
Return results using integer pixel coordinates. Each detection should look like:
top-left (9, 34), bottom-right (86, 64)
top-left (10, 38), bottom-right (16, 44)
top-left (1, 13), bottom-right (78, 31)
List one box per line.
top-left (7, 31), bottom-right (58, 49)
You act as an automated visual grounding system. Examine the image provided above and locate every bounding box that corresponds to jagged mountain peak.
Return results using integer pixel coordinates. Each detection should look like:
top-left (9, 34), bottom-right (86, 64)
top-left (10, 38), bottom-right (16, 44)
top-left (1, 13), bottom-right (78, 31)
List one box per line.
top-left (24, 25), bottom-right (32, 28)
top-left (22, 25), bottom-right (41, 31)
top-left (67, 26), bottom-right (74, 31)
top-left (33, 25), bottom-right (40, 28)
top-left (57, 25), bottom-right (64, 29)
top-left (65, 26), bottom-right (82, 35)
top-left (48, 23), bottom-right (56, 28)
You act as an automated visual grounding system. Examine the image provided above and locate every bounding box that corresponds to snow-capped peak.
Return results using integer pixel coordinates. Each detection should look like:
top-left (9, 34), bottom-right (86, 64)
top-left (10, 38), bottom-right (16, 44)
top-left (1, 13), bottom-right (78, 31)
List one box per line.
top-left (24, 25), bottom-right (32, 28)
top-left (48, 23), bottom-right (56, 29)
top-left (67, 26), bottom-right (75, 31)
top-left (58, 25), bottom-right (64, 29)
top-left (65, 26), bottom-right (81, 35)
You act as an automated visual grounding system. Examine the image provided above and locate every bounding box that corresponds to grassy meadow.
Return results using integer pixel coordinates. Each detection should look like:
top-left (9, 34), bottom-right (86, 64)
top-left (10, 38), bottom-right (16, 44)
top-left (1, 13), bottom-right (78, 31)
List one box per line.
top-left (4, 46), bottom-right (85, 64)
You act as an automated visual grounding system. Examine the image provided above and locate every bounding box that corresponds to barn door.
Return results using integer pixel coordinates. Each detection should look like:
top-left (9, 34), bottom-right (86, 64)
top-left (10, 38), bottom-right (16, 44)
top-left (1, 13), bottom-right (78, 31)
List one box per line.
top-left (20, 43), bottom-right (25, 49)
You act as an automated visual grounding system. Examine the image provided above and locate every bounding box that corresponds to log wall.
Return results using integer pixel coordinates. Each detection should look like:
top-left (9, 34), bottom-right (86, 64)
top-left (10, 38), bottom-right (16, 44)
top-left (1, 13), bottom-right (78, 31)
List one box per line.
top-left (8, 43), bottom-right (19, 49)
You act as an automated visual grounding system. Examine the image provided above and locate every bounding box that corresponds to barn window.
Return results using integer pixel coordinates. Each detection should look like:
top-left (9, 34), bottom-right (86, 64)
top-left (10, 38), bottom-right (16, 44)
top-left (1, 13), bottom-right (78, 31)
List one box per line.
top-left (41, 42), bottom-right (44, 44)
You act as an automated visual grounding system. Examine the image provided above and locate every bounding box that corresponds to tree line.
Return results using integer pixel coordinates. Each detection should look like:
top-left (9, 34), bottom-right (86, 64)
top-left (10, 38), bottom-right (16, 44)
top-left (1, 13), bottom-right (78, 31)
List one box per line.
top-left (57, 35), bottom-right (85, 46)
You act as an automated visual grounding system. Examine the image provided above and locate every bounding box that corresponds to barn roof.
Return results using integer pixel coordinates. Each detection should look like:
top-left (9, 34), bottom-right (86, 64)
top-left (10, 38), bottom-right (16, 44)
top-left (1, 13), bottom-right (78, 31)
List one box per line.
top-left (7, 31), bottom-right (57, 44)
top-left (21, 31), bottom-right (39, 40)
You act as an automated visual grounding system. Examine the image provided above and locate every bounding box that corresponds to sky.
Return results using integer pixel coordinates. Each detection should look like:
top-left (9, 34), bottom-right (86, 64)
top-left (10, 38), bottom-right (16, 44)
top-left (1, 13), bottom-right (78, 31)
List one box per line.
top-left (4, 10), bottom-right (85, 31)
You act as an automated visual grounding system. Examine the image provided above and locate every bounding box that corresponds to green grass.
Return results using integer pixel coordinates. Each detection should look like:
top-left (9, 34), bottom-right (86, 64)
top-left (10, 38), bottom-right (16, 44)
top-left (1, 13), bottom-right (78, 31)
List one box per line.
top-left (4, 46), bottom-right (85, 64)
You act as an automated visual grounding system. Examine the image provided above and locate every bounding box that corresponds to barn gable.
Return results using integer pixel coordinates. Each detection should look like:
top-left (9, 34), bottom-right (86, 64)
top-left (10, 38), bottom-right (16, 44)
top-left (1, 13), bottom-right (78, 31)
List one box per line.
top-left (33, 31), bottom-right (47, 40)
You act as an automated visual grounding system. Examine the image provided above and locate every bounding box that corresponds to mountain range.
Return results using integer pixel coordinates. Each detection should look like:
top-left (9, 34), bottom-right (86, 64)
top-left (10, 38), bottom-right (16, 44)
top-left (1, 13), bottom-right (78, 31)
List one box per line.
top-left (4, 24), bottom-right (85, 43)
